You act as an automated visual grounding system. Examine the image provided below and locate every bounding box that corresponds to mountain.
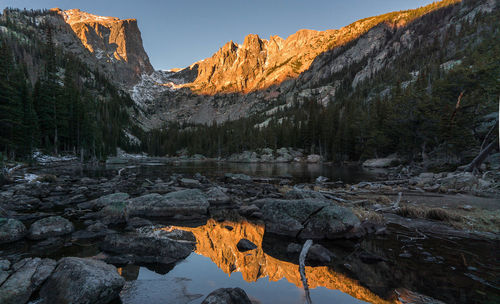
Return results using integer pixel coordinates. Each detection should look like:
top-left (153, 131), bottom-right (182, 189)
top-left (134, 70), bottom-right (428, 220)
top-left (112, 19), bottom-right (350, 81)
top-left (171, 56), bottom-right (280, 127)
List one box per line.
top-left (0, 8), bottom-right (145, 159)
top-left (141, 0), bottom-right (499, 164)
top-left (1, 8), bottom-right (153, 87)
top-left (1, 0), bottom-right (498, 163)
top-left (51, 8), bottom-right (153, 86)
top-left (132, 0), bottom-right (497, 129)
top-left (184, 0), bottom-right (461, 95)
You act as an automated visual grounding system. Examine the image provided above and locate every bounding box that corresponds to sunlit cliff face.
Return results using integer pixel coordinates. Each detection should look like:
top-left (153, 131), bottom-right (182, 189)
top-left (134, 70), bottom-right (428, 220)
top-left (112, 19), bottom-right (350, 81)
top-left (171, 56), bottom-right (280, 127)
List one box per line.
top-left (49, 8), bottom-right (153, 84)
top-left (166, 219), bottom-right (399, 304)
top-left (181, 0), bottom-right (461, 95)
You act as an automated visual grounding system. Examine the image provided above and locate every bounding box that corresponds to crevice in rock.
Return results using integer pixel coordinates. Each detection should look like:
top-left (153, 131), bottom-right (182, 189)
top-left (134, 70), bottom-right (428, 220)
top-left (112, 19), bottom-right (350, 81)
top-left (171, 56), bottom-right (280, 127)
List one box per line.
top-left (0, 258), bottom-right (30, 288)
top-left (295, 206), bottom-right (325, 238)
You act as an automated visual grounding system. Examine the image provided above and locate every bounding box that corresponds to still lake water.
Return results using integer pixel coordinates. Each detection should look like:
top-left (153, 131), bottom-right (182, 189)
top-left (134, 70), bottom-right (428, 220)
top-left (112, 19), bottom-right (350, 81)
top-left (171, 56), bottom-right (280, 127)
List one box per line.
top-left (101, 160), bottom-right (381, 184)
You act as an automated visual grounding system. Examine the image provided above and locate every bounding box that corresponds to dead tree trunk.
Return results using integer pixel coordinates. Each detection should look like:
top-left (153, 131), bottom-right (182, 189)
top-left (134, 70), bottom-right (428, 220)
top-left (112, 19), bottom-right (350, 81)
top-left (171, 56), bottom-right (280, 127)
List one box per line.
top-left (465, 138), bottom-right (498, 173)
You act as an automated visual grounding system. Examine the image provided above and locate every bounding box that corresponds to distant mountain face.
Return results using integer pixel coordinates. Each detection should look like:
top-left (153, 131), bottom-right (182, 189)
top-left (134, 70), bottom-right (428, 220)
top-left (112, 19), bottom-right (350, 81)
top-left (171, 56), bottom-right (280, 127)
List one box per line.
top-left (129, 0), bottom-right (497, 129)
top-left (1, 8), bottom-right (153, 87)
top-left (52, 8), bottom-right (153, 85)
top-left (183, 0), bottom-right (461, 95)
top-left (2, 0), bottom-right (497, 131)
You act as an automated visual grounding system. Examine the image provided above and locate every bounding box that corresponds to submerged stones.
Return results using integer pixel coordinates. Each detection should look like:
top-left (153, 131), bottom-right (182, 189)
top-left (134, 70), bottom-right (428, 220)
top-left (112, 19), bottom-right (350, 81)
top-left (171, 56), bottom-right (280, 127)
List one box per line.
top-left (0, 218), bottom-right (27, 244)
top-left (308, 244), bottom-right (335, 263)
top-left (201, 287), bottom-right (252, 304)
top-left (236, 238), bottom-right (257, 252)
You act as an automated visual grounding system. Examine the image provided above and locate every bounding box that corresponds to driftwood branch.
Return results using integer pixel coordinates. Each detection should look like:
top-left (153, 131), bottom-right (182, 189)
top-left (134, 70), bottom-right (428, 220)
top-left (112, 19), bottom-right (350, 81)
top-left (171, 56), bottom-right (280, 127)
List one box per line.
top-left (299, 240), bottom-right (313, 304)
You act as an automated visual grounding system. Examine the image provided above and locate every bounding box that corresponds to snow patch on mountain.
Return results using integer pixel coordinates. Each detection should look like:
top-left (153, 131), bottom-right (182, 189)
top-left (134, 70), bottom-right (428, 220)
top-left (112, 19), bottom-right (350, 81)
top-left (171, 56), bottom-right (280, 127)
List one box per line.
top-left (130, 70), bottom-right (189, 109)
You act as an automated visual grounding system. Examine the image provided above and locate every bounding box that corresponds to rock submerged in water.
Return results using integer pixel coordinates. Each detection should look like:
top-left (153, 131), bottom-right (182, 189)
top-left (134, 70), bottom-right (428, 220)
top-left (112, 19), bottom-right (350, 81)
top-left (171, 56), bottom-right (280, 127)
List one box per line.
top-left (308, 244), bottom-right (335, 263)
top-left (127, 189), bottom-right (209, 219)
top-left (39, 257), bottom-right (124, 304)
top-left (28, 216), bottom-right (74, 240)
top-left (201, 287), bottom-right (252, 304)
top-left (255, 198), bottom-right (360, 239)
top-left (236, 238), bottom-right (257, 252)
top-left (0, 218), bottom-right (27, 244)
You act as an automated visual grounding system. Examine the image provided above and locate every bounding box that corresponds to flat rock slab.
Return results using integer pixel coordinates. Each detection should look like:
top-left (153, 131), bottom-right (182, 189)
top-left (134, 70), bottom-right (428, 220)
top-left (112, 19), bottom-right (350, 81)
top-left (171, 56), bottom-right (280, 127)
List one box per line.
top-left (127, 189), bottom-right (209, 219)
top-left (0, 258), bottom-right (55, 304)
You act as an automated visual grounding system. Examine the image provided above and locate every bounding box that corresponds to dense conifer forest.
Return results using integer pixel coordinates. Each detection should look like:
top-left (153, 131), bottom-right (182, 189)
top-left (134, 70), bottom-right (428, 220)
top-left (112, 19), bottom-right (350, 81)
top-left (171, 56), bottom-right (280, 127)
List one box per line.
top-left (0, 9), bottom-right (136, 161)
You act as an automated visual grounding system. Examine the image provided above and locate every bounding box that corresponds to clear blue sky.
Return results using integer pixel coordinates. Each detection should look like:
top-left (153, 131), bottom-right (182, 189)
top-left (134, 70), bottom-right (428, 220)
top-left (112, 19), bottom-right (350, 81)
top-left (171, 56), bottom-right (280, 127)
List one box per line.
top-left (2, 0), bottom-right (435, 70)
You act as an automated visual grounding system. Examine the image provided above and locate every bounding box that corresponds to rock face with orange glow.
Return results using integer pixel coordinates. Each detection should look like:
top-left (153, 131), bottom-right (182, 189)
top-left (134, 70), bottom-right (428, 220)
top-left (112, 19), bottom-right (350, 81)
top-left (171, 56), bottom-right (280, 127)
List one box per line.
top-left (185, 0), bottom-right (461, 95)
top-left (51, 8), bottom-right (153, 85)
top-left (129, 0), bottom-right (483, 128)
top-left (168, 220), bottom-right (399, 304)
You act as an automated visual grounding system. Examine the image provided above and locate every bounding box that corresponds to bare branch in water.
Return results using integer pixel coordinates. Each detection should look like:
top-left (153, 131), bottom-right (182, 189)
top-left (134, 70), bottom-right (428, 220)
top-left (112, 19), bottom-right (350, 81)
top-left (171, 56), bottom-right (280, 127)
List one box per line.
top-left (299, 239), bottom-right (313, 304)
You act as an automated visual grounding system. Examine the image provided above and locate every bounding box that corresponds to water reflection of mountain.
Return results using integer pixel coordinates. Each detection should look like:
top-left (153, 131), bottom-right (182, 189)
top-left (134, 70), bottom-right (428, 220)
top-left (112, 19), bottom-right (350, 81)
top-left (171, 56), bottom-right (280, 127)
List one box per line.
top-left (167, 219), bottom-right (398, 304)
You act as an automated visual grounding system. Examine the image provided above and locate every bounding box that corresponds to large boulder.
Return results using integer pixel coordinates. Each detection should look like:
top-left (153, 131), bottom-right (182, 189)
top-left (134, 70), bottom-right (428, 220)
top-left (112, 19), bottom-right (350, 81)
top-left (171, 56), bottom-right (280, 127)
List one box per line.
top-left (256, 198), bottom-right (360, 239)
top-left (206, 187), bottom-right (231, 205)
top-left (438, 172), bottom-right (479, 191)
top-left (100, 231), bottom-right (195, 265)
top-left (98, 201), bottom-right (129, 225)
top-left (29, 216), bottom-right (74, 240)
top-left (0, 258), bottom-right (55, 304)
top-left (127, 189), bottom-right (209, 219)
top-left (201, 288), bottom-right (252, 304)
top-left (39, 257), bottom-right (124, 304)
top-left (0, 218), bottom-right (27, 244)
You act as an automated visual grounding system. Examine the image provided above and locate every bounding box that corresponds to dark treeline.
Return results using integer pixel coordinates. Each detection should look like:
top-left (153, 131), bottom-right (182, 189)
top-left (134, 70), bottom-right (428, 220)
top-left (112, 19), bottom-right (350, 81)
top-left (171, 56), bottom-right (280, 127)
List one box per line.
top-left (0, 9), bottom-right (136, 161)
top-left (142, 7), bottom-right (499, 163)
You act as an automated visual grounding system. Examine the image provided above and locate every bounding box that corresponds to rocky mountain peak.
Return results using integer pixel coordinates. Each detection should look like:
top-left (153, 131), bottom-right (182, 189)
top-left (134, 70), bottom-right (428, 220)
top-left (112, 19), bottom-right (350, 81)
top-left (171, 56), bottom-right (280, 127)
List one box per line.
top-left (50, 8), bottom-right (153, 86)
top-left (177, 0), bottom-right (462, 95)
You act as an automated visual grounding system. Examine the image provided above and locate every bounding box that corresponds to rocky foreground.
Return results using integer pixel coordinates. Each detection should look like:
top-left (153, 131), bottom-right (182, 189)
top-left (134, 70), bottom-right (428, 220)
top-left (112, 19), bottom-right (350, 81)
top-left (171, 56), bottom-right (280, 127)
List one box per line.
top-left (0, 159), bottom-right (499, 303)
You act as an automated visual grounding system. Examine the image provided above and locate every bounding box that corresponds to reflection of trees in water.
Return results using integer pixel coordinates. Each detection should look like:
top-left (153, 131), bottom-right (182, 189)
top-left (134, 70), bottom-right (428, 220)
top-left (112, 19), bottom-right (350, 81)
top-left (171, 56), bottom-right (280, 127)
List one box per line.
top-left (168, 219), bottom-right (398, 304)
